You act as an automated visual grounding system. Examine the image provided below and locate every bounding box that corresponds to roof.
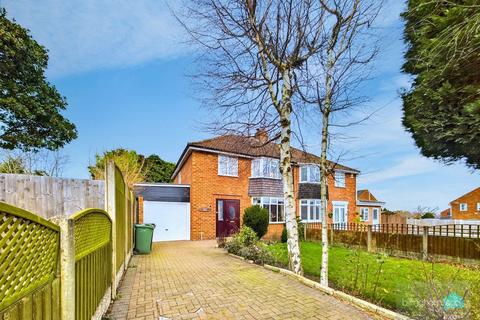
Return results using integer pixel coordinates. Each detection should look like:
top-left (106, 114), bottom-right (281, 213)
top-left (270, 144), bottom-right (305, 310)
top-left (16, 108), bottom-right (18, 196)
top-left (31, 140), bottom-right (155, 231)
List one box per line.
top-left (173, 134), bottom-right (359, 178)
top-left (356, 189), bottom-right (385, 206)
top-left (357, 189), bottom-right (378, 202)
top-left (450, 187), bottom-right (480, 204)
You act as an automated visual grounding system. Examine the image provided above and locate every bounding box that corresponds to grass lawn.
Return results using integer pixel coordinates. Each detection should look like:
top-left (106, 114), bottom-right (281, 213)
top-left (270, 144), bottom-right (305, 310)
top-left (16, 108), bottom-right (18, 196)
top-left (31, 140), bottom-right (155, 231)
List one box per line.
top-left (266, 242), bottom-right (479, 316)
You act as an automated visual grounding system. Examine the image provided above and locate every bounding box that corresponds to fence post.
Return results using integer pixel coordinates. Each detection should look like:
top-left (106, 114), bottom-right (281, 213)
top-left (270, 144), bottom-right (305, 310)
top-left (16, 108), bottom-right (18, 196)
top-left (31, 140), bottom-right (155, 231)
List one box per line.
top-left (367, 225), bottom-right (372, 252)
top-left (59, 217), bottom-right (75, 320)
top-left (105, 161), bottom-right (118, 299)
top-left (303, 223), bottom-right (307, 241)
top-left (422, 226), bottom-right (429, 260)
top-left (330, 224), bottom-right (334, 245)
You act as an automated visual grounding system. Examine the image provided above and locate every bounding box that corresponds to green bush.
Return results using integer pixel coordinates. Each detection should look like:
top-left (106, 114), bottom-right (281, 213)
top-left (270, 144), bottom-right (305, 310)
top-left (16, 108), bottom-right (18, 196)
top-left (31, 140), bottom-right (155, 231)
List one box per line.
top-left (224, 226), bottom-right (275, 265)
top-left (297, 218), bottom-right (305, 241)
top-left (421, 212), bottom-right (435, 219)
top-left (243, 205), bottom-right (269, 239)
top-left (281, 225), bottom-right (287, 243)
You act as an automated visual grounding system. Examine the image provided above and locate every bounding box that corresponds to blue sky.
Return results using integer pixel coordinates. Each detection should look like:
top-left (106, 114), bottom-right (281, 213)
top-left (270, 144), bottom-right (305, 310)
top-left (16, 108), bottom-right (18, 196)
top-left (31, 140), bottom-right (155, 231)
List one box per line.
top-left (3, 0), bottom-right (478, 211)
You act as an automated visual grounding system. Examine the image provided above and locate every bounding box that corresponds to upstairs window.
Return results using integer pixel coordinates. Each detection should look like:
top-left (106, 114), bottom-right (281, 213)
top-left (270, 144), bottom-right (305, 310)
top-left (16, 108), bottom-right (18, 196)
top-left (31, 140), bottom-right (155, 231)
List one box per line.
top-left (300, 165), bottom-right (320, 183)
top-left (477, 203), bottom-right (480, 211)
top-left (460, 203), bottom-right (468, 211)
top-left (334, 171), bottom-right (346, 188)
top-left (251, 158), bottom-right (281, 179)
top-left (218, 155), bottom-right (238, 176)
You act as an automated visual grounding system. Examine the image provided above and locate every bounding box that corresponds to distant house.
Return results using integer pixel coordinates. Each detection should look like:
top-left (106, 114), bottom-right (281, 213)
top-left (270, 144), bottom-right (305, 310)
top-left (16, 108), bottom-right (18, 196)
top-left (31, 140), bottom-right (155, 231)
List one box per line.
top-left (356, 189), bottom-right (385, 225)
top-left (441, 187), bottom-right (480, 220)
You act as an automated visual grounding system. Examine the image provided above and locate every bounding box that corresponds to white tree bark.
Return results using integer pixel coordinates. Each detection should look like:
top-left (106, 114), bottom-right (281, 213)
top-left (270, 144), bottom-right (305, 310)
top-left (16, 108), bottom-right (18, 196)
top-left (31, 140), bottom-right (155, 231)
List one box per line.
top-left (319, 110), bottom-right (330, 286)
top-left (280, 70), bottom-right (303, 275)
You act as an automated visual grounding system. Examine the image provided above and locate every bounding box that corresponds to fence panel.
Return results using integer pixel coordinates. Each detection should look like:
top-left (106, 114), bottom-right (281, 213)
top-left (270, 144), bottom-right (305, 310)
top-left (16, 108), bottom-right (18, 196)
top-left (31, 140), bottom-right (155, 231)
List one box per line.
top-left (0, 202), bottom-right (60, 319)
top-left (0, 174), bottom-right (105, 219)
top-left (71, 209), bottom-right (112, 320)
top-left (114, 168), bottom-right (126, 272)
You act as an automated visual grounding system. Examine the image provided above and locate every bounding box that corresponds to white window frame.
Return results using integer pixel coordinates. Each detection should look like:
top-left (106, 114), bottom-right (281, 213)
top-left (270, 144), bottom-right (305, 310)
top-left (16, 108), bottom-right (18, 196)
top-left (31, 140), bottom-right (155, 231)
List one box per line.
top-left (477, 203), bottom-right (480, 211)
top-left (334, 171), bottom-right (346, 188)
top-left (252, 197), bottom-right (285, 223)
top-left (251, 157), bottom-right (281, 179)
top-left (299, 164), bottom-right (320, 183)
top-left (460, 203), bottom-right (468, 211)
top-left (360, 207), bottom-right (369, 221)
top-left (372, 208), bottom-right (380, 224)
top-left (332, 201), bottom-right (348, 224)
top-left (300, 199), bottom-right (323, 222)
top-left (218, 155), bottom-right (238, 177)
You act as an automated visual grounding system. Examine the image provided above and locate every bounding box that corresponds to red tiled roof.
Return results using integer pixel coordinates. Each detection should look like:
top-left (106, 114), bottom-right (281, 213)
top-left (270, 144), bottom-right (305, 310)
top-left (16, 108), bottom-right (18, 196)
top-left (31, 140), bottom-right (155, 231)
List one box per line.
top-left (187, 134), bottom-right (359, 173)
top-left (357, 189), bottom-right (380, 202)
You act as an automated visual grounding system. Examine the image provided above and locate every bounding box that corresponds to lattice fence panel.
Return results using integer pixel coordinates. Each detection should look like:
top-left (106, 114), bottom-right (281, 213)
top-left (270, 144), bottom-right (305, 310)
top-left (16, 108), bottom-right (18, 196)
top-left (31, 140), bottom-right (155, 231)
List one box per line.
top-left (0, 203), bottom-right (59, 311)
top-left (73, 211), bottom-right (111, 261)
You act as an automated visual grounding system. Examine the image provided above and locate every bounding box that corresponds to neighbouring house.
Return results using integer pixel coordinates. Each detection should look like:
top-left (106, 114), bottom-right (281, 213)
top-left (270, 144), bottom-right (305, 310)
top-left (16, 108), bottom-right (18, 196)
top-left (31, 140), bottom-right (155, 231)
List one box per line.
top-left (136, 131), bottom-right (385, 241)
top-left (356, 189), bottom-right (385, 225)
top-left (440, 187), bottom-right (480, 220)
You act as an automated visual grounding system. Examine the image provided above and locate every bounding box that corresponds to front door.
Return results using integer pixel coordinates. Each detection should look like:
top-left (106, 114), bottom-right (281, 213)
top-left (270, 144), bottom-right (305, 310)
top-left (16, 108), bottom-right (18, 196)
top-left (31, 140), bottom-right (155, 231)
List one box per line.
top-left (372, 208), bottom-right (380, 225)
top-left (216, 199), bottom-right (240, 237)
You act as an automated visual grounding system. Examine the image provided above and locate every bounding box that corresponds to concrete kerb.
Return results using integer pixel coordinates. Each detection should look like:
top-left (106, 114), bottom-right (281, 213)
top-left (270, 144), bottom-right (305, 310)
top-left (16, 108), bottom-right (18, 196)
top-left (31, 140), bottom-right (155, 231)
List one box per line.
top-left (226, 252), bottom-right (410, 320)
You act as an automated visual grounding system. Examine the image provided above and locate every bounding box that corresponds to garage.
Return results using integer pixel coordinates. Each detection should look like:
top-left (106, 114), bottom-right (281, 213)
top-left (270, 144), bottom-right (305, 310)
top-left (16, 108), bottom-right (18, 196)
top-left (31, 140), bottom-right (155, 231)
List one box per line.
top-left (134, 183), bottom-right (190, 242)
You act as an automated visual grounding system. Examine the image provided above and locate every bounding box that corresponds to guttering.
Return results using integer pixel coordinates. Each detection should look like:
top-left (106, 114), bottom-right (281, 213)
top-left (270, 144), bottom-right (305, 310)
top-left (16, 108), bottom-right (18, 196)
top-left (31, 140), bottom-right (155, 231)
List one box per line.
top-left (356, 200), bottom-right (386, 206)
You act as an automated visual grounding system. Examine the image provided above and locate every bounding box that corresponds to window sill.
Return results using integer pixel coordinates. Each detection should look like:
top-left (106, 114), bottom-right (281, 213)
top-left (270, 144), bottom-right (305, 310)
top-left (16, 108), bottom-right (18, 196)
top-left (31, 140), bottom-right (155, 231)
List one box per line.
top-left (269, 221), bottom-right (286, 224)
top-left (249, 176), bottom-right (282, 180)
top-left (299, 181), bottom-right (321, 184)
top-left (335, 185), bottom-right (346, 188)
top-left (218, 174), bottom-right (238, 178)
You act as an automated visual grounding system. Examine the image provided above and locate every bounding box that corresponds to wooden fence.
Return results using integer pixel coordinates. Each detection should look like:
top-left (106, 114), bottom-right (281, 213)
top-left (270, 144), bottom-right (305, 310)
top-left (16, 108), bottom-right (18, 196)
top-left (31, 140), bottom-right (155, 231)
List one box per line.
top-left (0, 161), bottom-right (135, 319)
top-left (303, 223), bottom-right (480, 261)
top-left (0, 173), bottom-right (104, 219)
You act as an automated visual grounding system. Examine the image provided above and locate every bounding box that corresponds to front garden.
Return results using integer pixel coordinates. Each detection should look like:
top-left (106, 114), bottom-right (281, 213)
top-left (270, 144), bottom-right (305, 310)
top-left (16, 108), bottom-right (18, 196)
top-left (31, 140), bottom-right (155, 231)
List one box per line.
top-left (223, 205), bottom-right (479, 318)
top-left (266, 241), bottom-right (479, 318)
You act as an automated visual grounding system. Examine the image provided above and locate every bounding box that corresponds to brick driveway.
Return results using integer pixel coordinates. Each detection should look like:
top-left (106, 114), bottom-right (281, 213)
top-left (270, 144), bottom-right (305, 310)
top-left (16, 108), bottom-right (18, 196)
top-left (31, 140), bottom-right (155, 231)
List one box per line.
top-left (107, 241), bottom-right (374, 319)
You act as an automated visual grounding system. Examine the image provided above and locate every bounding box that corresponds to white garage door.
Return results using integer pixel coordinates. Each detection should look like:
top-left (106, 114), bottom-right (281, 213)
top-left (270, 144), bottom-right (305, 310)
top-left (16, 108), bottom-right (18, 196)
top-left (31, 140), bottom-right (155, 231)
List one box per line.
top-left (143, 201), bottom-right (190, 242)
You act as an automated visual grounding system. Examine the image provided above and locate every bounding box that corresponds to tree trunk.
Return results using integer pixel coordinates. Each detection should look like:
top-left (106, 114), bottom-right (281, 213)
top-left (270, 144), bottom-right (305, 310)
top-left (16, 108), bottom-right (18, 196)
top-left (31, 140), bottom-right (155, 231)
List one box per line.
top-left (319, 110), bottom-right (329, 286)
top-left (320, 51), bottom-right (333, 286)
top-left (280, 70), bottom-right (303, 275)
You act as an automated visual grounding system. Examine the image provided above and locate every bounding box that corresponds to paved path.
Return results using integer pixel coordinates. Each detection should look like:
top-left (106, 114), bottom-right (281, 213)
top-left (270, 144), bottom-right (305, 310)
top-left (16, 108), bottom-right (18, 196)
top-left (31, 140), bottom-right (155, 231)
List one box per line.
top-left (107, 241), bottom-right (374, 320)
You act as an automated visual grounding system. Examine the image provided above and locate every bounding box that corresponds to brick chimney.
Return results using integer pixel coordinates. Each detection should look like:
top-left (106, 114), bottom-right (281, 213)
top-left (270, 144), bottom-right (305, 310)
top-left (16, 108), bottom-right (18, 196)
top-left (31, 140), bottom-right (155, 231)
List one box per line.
top-left (255, 129), bottom-right (269, 144)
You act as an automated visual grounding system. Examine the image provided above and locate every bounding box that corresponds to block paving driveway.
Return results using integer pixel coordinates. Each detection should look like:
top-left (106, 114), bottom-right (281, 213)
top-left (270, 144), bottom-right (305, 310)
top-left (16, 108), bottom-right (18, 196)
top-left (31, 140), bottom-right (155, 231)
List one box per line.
top-left (107, 241), bottom-right (375, 319)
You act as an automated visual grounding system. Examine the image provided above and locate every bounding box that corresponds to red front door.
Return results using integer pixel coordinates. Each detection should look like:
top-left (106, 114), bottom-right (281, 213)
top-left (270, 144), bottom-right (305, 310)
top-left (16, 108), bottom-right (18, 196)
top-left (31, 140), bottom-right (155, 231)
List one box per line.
top-left (216, 199), bottom-right (240, 237)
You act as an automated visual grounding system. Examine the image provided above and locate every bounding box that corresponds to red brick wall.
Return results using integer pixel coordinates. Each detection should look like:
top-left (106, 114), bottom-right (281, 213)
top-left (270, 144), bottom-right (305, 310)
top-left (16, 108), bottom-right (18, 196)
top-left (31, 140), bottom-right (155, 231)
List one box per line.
top-left (189, 151), bottom-right (251, 240)
top-left (450, 188), bottom-right (480, 220)
top-left (174, 153), bottom-right (192, 184)
top-left (138, 196), bottom-right (144, 224)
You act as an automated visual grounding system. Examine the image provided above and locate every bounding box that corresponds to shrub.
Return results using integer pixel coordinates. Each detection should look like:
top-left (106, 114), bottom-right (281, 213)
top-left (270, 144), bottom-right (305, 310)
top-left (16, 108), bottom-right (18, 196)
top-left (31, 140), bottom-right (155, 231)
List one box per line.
top-left (243, 205), bottom-right (269, 238)
top-left (421, 212), bottom-right (435, 219)
top-left (224, 226), bottom-right (275, 265)
top-left (281, 225), bottom-right (287, 243)
top-left (297, 217), bottom-right (305, 241)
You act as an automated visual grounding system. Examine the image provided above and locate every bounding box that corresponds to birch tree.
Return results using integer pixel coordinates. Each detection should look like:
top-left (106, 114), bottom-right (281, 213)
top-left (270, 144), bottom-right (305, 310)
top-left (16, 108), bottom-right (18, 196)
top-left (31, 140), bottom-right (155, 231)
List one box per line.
top-left (179, 0), bottom-right (339, 274)
top-left (297, 0), bottom-right (382, 285)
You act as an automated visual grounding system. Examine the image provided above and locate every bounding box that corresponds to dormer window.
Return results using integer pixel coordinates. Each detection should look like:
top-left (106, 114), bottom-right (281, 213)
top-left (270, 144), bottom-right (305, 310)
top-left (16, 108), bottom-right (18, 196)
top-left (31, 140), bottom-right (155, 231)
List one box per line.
top-left (251, 157), bottom-right (281, 179)
top-left (300, 165), bottom-right (320, 183)
top-left (218, 155), bottom-right (238, 176)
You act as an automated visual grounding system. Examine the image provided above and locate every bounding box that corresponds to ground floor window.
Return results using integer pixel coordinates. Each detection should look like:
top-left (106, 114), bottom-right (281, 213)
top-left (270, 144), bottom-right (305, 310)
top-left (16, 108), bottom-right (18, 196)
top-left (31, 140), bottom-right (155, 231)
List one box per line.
top-left (360, 207), bottom-right (369, 221)
top-left (300, 199), bottom-right (322, 222)
top-left (252, 197), bottom-right (285, 223)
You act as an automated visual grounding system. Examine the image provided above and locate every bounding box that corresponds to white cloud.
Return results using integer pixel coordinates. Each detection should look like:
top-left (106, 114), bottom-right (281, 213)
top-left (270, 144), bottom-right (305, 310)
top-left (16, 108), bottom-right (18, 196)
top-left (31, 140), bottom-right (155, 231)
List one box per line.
top-left (4, 0), bottom-right (188, 77)
top-left (359, 155), bottom-right (439, 184)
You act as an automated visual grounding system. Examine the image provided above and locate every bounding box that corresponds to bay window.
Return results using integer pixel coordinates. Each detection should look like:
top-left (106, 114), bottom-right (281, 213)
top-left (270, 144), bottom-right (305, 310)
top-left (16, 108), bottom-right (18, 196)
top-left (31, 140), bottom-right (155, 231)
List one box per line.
top-left (251, 157), bottom-right (281, 179)
top-left (252, 197), bottom-right (285, 223)
top-left (300, 199), bottom-right (322, 222)
top-left (218, 155), bottom-right (238, 176)
top-left (300, 165), bottom-right (320, 183)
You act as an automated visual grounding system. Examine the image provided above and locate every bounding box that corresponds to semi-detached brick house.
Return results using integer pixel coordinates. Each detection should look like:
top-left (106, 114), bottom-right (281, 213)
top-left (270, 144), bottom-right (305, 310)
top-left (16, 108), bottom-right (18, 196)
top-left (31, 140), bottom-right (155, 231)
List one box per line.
top-left (440, 187), bottom-right (480, 220)
top-left (166, 131), bottom-right (377, 241)
top-left (135, 131), bottom-right (385, 241)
